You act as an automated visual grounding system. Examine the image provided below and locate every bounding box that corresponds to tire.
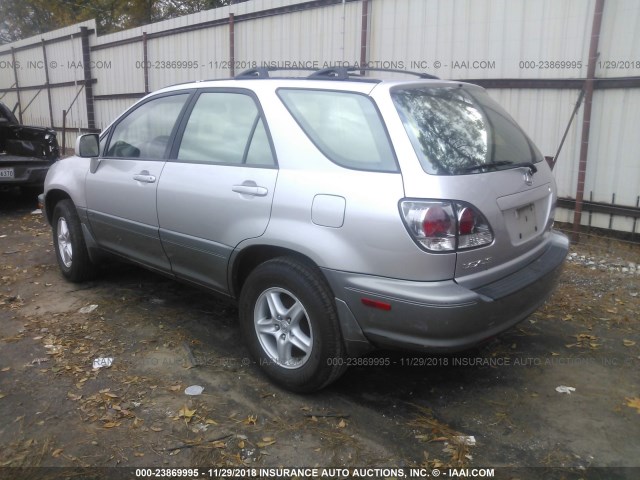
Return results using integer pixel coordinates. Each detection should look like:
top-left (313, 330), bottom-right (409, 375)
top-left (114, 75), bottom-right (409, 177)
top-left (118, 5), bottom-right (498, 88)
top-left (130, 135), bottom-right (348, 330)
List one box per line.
top-left (239, 257), bottom-right (347, 392)
top-left (52, 199), bottom-right (97, 282)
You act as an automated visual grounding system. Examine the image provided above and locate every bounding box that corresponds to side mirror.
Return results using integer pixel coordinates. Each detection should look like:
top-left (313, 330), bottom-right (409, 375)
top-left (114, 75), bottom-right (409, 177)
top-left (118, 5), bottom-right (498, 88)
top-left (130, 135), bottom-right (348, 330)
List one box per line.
top-left (75, 134), bottom-right (100, 158)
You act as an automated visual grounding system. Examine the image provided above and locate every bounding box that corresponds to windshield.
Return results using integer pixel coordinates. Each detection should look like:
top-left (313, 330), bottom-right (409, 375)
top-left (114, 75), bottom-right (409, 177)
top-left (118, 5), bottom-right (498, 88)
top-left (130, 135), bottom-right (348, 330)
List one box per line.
top-left (391, 86), bottom-right (542, 175)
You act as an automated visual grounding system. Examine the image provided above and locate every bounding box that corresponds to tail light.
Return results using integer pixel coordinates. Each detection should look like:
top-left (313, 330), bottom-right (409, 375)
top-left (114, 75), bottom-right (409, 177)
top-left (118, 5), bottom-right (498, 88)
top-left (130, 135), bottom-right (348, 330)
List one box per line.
top-left (400, 200), bottom-right (493, 252)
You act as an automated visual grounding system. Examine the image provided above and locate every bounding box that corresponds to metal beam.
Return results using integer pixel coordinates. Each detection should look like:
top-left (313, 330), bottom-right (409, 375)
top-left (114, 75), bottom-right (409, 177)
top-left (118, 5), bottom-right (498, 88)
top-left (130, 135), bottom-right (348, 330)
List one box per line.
top-left (0, 29), bottom-right (95, 56)
top-left (229, 13), bottom-right (235, 77)
top-left (0, 79), bottom-right (97, 93)
top-left (359, 0), bottom-right (369, 75)
top-left (143, 32), bottom-right (150, 94)
top-left (94, 92), bottom-right (146, 101)
top-left (573, 0), bottom-right (605, 243)
top-left (464, 77), bottom-right (640, 90)
top-left (10, 48), bottom-right (22, 123)
top-left (80, 27), bottom-right (96, 130)
top-left (558, 197), bottom-right (640, 220)
top-left (41, 39), bottom-right (55, 128)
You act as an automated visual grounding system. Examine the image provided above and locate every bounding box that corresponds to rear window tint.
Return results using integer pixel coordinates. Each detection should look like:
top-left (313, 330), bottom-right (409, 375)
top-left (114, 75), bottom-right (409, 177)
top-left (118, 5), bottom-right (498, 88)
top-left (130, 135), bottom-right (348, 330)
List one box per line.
top-left (391, 86), bottom-right (542, 175)
top-left (278, 89), bottom-right (397, 172)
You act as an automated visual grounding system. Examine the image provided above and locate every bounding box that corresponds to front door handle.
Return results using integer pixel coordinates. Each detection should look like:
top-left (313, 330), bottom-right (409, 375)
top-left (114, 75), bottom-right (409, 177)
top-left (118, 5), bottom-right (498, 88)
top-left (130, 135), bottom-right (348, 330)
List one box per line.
top-left (133, 171), bottom-right (156, 183)
top-left (232, 181), bottom-right (268, 197)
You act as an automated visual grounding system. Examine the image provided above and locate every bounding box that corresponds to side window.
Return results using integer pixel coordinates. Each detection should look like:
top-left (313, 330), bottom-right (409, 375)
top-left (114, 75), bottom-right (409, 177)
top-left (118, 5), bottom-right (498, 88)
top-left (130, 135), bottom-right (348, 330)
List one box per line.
top-left (106, 94), bottom-right (189, 159)
top-left (277, 89), bottom-right (397, 172)
top-left (177, 92), bottom-right (275, 166)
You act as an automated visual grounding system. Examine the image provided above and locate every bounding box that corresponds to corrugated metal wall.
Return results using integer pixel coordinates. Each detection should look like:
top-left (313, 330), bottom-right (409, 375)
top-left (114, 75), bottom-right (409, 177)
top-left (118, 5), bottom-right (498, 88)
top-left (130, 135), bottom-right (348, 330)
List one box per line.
top-left (1, 0), bottom-right (638, 233)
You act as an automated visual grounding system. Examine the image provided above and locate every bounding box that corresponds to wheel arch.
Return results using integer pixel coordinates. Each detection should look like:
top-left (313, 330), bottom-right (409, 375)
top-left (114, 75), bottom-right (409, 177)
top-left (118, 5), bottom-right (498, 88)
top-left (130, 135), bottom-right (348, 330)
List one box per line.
top-left (229, 245), bottom-right (326, 299)
top-left (44, 189), bottom-right (72, 225)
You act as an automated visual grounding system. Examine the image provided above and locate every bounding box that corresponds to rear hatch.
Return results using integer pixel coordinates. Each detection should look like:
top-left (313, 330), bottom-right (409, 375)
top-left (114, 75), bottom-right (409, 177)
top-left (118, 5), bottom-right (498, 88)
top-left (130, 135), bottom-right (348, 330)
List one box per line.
top-left (384, 83), bottom-right (556, 287)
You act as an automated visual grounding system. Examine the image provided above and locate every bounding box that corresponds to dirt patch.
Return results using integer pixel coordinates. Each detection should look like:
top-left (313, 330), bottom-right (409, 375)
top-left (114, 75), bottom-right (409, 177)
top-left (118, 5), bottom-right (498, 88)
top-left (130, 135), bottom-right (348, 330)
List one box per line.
top-left (1, 189), bottom-right (639, 479)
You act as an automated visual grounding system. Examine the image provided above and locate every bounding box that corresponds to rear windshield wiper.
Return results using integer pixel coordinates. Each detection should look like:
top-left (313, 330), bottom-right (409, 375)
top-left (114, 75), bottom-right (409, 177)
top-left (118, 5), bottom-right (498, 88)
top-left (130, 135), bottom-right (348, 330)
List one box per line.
top-left (458, 161), bottom-right (538, 175)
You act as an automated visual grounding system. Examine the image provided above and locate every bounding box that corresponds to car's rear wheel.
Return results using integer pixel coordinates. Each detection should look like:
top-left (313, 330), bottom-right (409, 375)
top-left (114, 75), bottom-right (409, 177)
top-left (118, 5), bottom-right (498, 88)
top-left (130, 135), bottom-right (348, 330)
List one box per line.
top-left (239, 257), bottom-right (347, 392)
top-left (52, 199), bottom-right (96, 282)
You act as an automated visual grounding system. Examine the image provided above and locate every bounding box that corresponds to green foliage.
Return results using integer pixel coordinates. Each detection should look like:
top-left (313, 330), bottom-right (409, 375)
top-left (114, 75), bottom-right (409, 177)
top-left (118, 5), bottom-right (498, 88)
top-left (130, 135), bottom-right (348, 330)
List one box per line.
top-left (0, 0), bottom-right (242, 44)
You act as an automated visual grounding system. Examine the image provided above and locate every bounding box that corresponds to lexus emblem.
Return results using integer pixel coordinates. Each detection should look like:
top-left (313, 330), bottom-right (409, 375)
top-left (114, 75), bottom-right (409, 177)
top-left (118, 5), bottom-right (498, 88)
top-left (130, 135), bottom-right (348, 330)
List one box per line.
top-left (523, 170), bottom-right (533, 186)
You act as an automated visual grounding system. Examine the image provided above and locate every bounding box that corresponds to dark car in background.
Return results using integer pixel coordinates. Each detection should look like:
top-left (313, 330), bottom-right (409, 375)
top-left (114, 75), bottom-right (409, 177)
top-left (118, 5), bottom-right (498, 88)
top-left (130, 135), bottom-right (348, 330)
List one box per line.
top-left (0, 102), bottom-right (59, 197)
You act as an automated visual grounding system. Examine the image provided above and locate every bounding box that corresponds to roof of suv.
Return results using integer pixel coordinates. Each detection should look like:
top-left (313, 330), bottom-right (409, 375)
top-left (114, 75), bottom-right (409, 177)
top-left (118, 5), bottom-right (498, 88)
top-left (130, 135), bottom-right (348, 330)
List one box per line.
top-left (155, 67), bottom-right (464, 96)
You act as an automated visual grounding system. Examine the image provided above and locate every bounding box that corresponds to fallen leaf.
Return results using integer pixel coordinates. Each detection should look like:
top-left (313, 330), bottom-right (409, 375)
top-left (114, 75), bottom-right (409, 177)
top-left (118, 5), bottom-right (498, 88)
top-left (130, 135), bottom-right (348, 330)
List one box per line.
top-left (134, 452), bottom-right (144, 457)
top-left (169, 385), bottom-right (182, 392)
top-left (625, 397), bottom-right (640, 414)
top-left (150, 426), bottom-right (163, 432)
top-left (103, 421), bottom-right (120, 428)
top-left (0, 393), bottom-right (5, 399)
top-left (1, 367), bottom-right (10, 372)
top-left (243, 415), bottom-right (257, 426)
top-left (337, 419), bottom-right (347, 428)
top-left (52, 449), bottom-right (63, 458)
top-left (238, 440), bottom-right (245, 449)
top-left (67, 392), bottom-right (82, 401)
top-left (178, 406), bottom-right (196, 420)
top-left (623, 339), bottom-right (636, 347)
top-left (205, 418), bottom-right (218, 425)
top-left (256, 439), bottom-right (276, 448)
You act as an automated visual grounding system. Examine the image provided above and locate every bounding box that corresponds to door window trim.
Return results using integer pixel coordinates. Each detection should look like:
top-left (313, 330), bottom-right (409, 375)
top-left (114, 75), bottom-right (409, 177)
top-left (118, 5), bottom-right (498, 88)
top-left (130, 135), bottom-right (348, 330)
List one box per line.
top-left (102, 90), bottom-right (196, 161)
top-left (169, 88), bottom-right (279, 169)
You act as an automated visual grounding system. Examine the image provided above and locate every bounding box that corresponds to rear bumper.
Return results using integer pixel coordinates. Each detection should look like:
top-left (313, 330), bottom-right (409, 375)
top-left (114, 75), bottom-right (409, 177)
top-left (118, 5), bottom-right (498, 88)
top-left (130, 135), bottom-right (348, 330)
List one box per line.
top-left (322, 231), bottom-right (568, 353)
top-left (0, 158), bottom-right (50, 186)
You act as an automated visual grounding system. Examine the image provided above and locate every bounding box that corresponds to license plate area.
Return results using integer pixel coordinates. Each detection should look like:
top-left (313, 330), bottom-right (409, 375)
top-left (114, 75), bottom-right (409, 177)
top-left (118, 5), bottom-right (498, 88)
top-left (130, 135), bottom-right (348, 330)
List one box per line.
top-left (514, 203), bottom-right (537, 241)
top-left (0, 167), bottom-right (15, 178)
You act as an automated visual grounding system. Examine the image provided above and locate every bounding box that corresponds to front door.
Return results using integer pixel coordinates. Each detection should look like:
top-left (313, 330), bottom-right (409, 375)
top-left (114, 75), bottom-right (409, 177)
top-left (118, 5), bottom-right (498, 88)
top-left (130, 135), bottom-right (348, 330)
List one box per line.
top-left (86, 92), bottom-right (191, 272)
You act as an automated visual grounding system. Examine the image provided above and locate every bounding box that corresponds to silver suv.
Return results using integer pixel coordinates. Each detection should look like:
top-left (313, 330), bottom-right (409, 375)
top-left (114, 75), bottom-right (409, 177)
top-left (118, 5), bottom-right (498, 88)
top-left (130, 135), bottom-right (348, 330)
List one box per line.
top-left (41, 68), bottom-right (568, 392)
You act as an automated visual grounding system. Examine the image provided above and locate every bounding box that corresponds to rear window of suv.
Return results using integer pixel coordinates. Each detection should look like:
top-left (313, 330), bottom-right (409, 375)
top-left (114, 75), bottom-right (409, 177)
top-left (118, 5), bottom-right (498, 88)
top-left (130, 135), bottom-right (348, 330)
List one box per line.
top-left (278, 89), bottom-right (398, 172)
top-left (391, 86), bottom-right (542, 175)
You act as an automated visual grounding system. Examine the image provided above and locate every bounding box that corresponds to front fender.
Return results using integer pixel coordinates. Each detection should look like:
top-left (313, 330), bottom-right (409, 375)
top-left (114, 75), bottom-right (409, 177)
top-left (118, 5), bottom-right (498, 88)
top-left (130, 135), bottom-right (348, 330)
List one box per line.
top-left (43, 156), bottom-right (89, 222)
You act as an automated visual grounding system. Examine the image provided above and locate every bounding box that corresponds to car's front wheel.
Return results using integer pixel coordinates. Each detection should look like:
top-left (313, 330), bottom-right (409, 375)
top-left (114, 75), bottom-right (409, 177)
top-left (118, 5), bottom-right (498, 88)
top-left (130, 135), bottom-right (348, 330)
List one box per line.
top-left (239, 257), bottom-right (347, 392)
top-left (52, 199), bottom-right (96, 282)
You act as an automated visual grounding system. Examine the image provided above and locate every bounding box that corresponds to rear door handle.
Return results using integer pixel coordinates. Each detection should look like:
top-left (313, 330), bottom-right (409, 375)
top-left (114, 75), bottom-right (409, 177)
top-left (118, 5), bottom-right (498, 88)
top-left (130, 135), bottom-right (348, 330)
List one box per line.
top-left (133, 171), bottom-right (156, 183)
top-left (232, 181), bottom-right (268, 197)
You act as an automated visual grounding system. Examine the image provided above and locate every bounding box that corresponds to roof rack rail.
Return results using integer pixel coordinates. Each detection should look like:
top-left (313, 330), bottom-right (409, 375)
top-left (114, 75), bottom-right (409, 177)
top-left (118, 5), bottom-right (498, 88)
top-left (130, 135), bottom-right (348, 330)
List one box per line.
top-left (235, 66), bottom-right (321, 79)
top-left (308, 67), bottom-right (439, 80)
top-left (234, 66), bottom-right (440, 81)
top-left (235, 67), bottom-right (272, 79)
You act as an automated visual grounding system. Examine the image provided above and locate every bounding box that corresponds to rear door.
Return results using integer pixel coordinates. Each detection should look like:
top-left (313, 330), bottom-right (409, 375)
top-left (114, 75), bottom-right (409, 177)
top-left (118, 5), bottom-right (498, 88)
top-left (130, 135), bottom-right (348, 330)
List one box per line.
top-left (157, 89), bottom-right (278, 292)
top-left (85, 92), bottom-right (191, 272)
